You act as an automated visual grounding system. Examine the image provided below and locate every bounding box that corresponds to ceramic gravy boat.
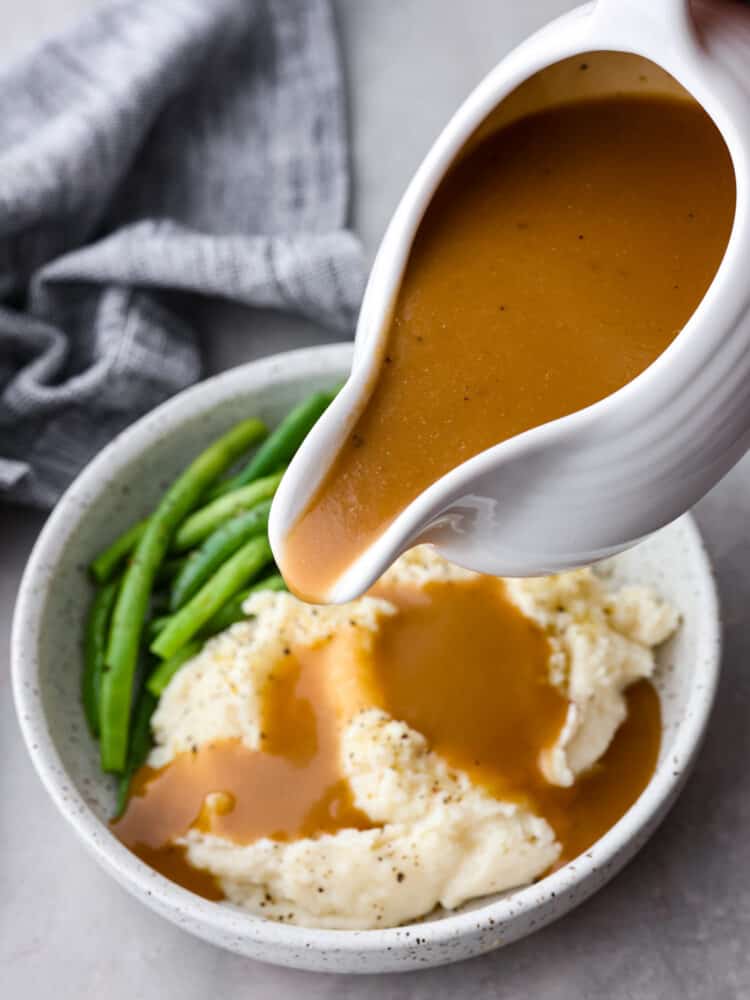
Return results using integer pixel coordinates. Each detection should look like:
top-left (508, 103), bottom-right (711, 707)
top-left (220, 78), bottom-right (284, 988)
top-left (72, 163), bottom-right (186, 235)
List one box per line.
top-left (270, 0), bottom-right (750, 603)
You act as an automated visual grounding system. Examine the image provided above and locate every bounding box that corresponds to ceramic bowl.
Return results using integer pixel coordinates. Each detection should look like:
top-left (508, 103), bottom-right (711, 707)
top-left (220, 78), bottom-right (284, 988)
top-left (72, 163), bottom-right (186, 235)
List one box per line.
top-left (12, 343), bottom-right (721, 974)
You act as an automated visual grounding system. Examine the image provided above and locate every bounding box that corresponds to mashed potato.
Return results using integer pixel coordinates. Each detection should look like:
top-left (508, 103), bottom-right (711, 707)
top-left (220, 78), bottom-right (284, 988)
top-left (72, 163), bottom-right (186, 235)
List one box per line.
top-left (184, 712), bottom-right (559, 929)
top-left (148, 547), bottom-right (678, 929)
top-left (505, 570), bottom-right (678, 787)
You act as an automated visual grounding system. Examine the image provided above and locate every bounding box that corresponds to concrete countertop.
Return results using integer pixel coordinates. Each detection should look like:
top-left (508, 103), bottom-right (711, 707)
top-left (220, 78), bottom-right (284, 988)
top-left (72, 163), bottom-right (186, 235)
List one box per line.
top-left (2, 2), bottom-right (748, 997)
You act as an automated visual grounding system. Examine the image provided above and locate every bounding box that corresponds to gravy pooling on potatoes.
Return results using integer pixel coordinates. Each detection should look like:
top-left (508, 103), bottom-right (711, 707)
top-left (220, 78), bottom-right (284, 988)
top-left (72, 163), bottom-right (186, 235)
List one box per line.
top-left (281, 96), bottom-right (736, 602)
top-left (370, 576), bottom-right (661, 871)
top-left (113, 574), bottom-right (661, 899)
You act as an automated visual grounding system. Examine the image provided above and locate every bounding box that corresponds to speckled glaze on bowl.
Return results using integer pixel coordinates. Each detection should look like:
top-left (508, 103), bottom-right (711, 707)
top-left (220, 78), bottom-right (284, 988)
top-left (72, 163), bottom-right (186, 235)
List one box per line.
top-left (12, 344), bottom-right (721, 974)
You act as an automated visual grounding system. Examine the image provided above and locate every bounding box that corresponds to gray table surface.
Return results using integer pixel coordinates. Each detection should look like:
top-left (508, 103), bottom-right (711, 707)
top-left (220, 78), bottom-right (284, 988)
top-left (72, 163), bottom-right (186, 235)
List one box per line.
top-left (2, 2), bottom-right (749, 997)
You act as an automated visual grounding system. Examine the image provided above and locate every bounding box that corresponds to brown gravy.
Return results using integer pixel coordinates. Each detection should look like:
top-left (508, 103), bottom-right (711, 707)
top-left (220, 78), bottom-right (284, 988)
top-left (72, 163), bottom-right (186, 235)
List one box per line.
top-left (114, 575), bottom-right (661, 897)
top-left (372, 577), bottom-right (661, 868)
top-left (281, 96), bottom-right (735, 602)
top-left (112, 641), bottom-right (373, 899)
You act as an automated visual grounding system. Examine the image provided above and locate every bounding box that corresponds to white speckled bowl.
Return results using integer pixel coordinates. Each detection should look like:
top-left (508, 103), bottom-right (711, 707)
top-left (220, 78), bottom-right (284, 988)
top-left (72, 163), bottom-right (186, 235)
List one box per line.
top-left (12, 344), bottom-right (721, 974)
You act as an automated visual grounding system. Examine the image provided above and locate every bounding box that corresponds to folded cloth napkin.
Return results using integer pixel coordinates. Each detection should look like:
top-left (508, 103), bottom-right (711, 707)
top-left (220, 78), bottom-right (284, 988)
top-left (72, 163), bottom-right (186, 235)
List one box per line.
top-left (0, 0), bottom-right (365, 508)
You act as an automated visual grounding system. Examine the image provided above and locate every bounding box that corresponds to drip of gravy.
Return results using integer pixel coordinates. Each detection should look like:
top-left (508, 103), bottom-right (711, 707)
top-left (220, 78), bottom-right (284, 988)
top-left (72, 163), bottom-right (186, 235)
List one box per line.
top-left (114, 576), bottom-right (661, 897)
top-left (280, 96), bottom-right (735, 603)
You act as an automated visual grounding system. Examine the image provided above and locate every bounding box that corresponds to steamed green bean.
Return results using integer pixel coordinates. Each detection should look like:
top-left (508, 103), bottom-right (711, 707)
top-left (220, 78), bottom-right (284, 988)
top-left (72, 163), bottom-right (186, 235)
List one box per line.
top-left (100, 418), bottom-right (268, 773)
top-left (169, 499), bottom-right (272, 611)
top-left (201, 572), bottom-right (286, 635)
top-left (172, 472), bottom-right (283, 553)
top-left (146, 574), bottom-right (286, 695)
top-left (207, 390), bottom-right (334, 499)
top-left (146, 641), bottom-right (203, 697)
top-left (151, 536), bottom-right (273, 660)
top-left (113, 688), bottom-right (157, 819)
top-left (82, 579), bottom-right (120, 738)
top-left (89, 520), bottom-right (147, 584)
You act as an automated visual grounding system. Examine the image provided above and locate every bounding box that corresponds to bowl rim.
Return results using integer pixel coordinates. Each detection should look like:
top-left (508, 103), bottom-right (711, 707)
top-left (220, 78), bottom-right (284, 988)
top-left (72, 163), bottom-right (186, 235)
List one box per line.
top-left (11, 342), bottom-right (722, 957)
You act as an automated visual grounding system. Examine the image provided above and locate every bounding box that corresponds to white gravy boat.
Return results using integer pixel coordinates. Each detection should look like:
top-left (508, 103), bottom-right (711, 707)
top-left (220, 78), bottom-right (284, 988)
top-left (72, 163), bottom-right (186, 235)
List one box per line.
top-left (270, 0), bottom-right (750, 603)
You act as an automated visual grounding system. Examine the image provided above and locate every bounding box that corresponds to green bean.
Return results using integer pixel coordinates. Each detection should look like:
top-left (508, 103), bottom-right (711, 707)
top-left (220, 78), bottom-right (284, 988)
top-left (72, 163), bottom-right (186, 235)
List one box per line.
top-left (201, 573), bottom-right (287, 635)
top-left (146, 614), bottom-right (172, 641)
top-left (146, 574), bottom-right (287, 694)
top-left (143, 574), bottom-right (287, 696)
top-left (170, 499), bottom-right (272, 611)
top-left (172, 472), bottom-right (283, 553)
top-left (246, 571), bottom-right (287, 595)
top-left (112, 688), bottom-right (157, 819)
top-left (82, 579), bottom-right (120, 738)
top-left (90, 420), bottom-right (266, 584)
top-left (100, 418), bottom-right (268, 773)
top-left (89, 519), bottom-right (147, 584)
top-left (146, 641), bottom-right (203, 698)
top-left (207, 390), bottom-right (335, 500)
top-left (151, 537), bottom-right (273, 659)
top-left (159, 571), bottom-right (285, 638)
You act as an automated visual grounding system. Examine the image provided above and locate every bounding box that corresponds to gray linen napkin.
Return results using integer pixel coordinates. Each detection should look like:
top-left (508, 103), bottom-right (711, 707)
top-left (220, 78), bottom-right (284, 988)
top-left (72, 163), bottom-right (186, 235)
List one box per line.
top-left (0, 0), bottom-right (365, 508)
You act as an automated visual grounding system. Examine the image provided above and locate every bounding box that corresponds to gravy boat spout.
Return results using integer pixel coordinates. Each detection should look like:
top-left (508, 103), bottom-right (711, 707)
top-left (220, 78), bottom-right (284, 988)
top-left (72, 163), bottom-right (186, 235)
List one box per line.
top-left (270, 0), bottom-right (750, 604)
